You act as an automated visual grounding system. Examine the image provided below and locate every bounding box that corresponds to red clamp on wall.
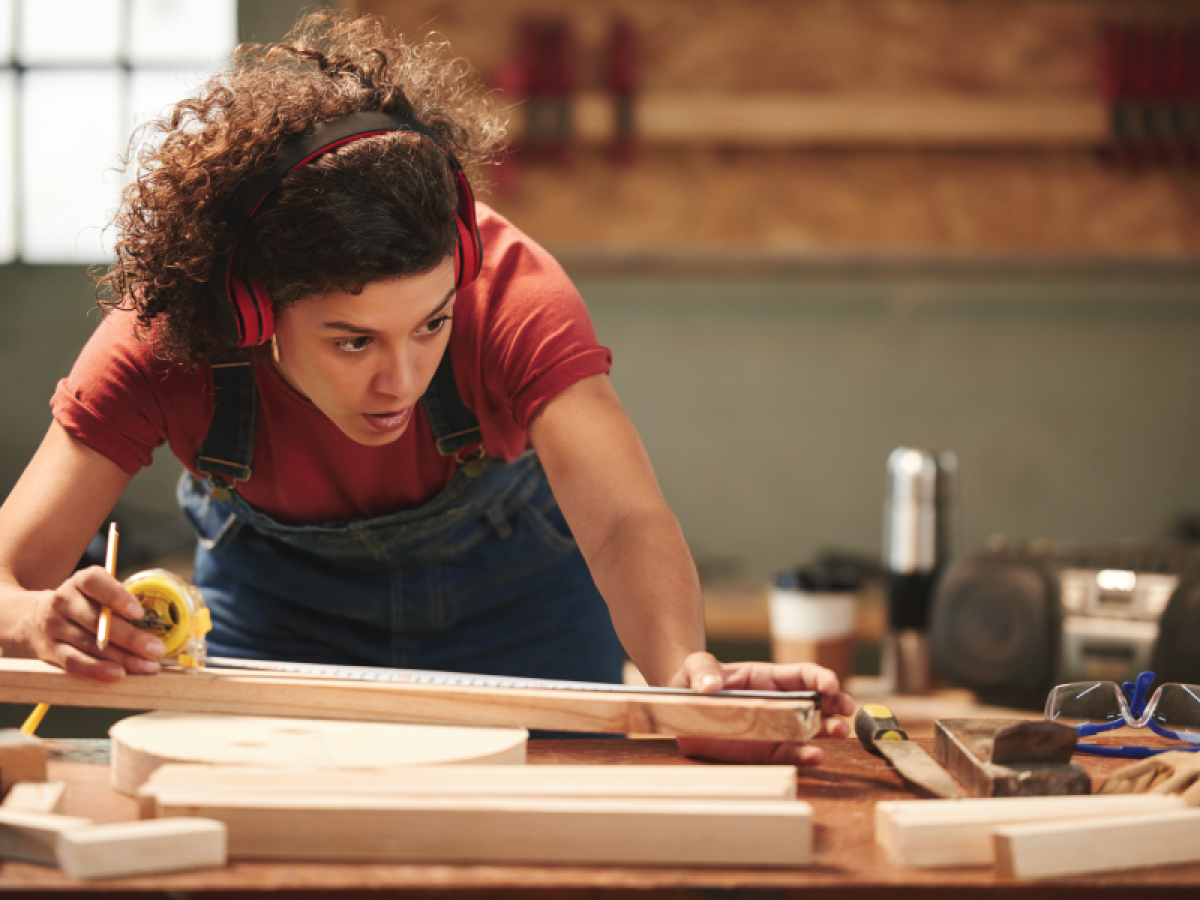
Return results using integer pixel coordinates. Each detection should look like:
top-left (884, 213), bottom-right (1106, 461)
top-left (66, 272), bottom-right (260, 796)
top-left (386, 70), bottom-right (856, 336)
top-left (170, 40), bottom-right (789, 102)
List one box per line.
top-left (607, 17), bottom-right (638, 165)
top-left (1101, 20), bottom-right (1200, 167)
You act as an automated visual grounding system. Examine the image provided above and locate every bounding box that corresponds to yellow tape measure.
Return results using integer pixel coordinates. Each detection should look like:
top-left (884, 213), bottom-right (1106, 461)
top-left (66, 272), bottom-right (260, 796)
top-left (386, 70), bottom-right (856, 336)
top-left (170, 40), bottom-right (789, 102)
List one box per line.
top-left (123, 569), bottom-right (212, 669)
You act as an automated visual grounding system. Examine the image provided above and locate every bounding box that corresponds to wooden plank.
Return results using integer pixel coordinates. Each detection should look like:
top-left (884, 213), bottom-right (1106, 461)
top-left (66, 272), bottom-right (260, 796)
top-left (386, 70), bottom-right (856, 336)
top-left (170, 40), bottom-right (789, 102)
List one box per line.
top-left (560, 92), bottom-right (1106, 147)
top-left (994, 809), bottom-right (1200, 879)
top-left (152, 794), bottom-right (812, 867)
top-left (876, 794), bottom-right (1185, 868)
top-left (934, 719), bottom-right (1090, 798)
top-left (110, 713), bottom-right (528, 794)
top-left (0, 731), bottom-right (46, 799)
top-left (57, 818), bottom-right (226, 880)
top-left (2, 782), bottom-right (66, 814)
top-left (0, 810), bottom-right (92, 866)
top-left (138, 764), bottom-right (798, 818)
top-left (0, 659), bottom-right (818, 743)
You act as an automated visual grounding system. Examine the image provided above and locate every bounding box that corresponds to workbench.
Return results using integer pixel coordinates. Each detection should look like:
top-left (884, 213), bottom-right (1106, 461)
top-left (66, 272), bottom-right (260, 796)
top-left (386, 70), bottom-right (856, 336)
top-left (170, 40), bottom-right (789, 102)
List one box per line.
top-left (2, 733), bottom-right (1197, 897)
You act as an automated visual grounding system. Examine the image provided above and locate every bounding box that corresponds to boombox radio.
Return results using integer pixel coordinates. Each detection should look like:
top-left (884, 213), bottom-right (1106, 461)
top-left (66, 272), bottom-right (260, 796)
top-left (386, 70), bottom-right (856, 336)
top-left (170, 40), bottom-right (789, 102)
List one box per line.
top-left (929, 539), bottom-right (1200, 708)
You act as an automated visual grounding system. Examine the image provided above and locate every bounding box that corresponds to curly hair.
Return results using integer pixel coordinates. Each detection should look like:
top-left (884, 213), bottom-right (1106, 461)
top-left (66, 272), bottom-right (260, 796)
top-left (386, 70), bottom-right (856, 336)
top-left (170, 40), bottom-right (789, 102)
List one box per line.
top-left (96, 11), bottom-right (506, 363)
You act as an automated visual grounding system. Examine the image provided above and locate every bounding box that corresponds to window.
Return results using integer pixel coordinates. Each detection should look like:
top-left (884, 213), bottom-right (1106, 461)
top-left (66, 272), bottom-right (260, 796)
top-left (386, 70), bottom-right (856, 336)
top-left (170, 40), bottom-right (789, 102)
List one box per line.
top-left (0, 0), bottom-right (237, 263)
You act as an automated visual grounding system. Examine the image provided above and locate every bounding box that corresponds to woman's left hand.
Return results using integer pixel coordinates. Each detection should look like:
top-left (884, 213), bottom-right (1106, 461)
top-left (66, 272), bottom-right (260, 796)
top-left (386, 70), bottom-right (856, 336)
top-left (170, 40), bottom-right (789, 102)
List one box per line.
top-left (669, 652), bottom-right (855, 766)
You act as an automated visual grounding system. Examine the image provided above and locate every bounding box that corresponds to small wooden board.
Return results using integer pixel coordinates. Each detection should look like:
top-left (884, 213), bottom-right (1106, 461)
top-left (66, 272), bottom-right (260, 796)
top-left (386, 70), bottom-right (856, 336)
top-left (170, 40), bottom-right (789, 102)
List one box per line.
top-left (0, 659), bottom-right (819, 743)
top-left (0, 731), bottom-right (47, 799)
top-left (995, 809), bottom-right (1200, 879)
top-left (110, 713), bottom-right (528, 794)
top-left (876, 794), bottom-right (1185, 868)
top-left (934, 719), bottom-right (1090, 798)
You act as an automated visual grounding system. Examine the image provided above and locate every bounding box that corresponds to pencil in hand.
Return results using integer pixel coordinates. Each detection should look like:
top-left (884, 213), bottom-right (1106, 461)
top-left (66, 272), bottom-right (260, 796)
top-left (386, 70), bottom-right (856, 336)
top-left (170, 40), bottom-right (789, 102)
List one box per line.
top-left (96, 522), bottom-right (119, 651)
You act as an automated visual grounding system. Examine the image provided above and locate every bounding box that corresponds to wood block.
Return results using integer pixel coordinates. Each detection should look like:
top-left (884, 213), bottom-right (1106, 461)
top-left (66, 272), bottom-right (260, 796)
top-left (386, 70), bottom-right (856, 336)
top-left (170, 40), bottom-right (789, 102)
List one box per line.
top-left (0, 731), bottom-right (47, 799)
top-left (0, 809), bottom-right (93, 866)
top-left (138, 764), bottom-right (798, 819)
top-left (994, 809), bottom-right (1200, 879)
top-left (56, 818), bottom-right (226, 880)
top-left (153, 794), bottom-right (813, 867)
top-left (876, 794), bottom-right (1185, 868)
top-left (934, 719), bottom-right (1090, 798)
top-left (2, 781), bottom-right (66, 814)
top-left (0, 659), bottom-right (819, 744)
top-left (109, 712), bottom-right (529, 794)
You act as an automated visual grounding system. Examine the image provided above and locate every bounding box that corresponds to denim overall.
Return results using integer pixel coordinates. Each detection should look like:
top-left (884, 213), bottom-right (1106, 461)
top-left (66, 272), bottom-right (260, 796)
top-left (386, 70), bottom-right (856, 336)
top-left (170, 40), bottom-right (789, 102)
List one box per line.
top-left (177, 350), bottom-right (624, 683)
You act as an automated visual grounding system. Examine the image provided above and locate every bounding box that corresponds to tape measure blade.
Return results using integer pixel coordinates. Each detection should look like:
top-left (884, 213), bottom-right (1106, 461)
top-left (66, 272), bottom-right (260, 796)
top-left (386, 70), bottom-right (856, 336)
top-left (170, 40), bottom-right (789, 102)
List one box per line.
top-left (203, 657), bottom-right (818, 703)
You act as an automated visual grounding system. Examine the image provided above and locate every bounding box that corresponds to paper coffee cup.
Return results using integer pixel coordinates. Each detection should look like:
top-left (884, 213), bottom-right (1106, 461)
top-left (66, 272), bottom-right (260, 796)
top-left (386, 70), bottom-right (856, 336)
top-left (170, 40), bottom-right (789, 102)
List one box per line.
top-left (768, 588), bottom-right (857, 682)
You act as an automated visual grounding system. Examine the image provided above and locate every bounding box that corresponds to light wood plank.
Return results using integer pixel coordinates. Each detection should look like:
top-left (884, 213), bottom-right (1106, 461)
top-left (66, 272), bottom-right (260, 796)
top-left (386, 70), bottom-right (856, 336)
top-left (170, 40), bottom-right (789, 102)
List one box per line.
top-left (0, 810), bottom-right (92, 866)
top-left (994, 809), bottom-right (1200, 879)
top-left (153, 794), bottom-right (812, 867)
top-left (138, 763), bottom-right (798, 818)
top-left (0, 659), bottom-right (818, 743)
top-left (56, 818), bottom-right (226, 880)
top-left (2, 781), bottom-right (66, 814)
top-left (876, 794), bottom-right (1185, 868)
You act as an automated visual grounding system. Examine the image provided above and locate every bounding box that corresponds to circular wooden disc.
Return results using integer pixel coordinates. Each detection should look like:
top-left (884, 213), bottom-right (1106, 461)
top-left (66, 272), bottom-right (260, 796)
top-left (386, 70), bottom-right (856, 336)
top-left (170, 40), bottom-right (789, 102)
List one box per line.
top-left (110, 712), bottom-right (528, 794)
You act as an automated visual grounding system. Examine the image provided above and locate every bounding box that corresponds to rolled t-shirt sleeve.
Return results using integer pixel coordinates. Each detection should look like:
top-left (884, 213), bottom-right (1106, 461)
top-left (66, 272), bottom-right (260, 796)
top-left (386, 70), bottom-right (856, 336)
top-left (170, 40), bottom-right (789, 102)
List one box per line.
top-left (470, 218), bottom-right (612, 431)
top-left (50, 312), bottom-right (180, 474)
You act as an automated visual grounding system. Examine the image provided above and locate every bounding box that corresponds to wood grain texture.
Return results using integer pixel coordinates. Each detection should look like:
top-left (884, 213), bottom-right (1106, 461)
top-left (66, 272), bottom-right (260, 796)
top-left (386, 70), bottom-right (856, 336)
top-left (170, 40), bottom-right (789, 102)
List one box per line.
top-left (56, 818), bottom-right (226, 880)
top-left (109, 713), bottom-right (529, 795)
top-left (137, 763), bottom-right (798, 818)
top-left (152, 794), bottom-right (812, 867)
top-left (0, 659), bottom-right (819, 743)
top-left (994, 809), bottom-right (1200, 879)
top-left (877, 794), bottom-right (1185, 868)
top-left (934, 719), bottom-right (1091, 798)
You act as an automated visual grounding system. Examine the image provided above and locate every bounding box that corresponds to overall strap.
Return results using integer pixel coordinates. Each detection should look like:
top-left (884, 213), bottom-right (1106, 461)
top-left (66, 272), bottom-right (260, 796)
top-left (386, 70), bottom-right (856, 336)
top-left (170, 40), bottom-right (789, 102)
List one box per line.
top-left (195, 355), bottom-right (257, 501)
top-left (421, 350), bottom-right (485, 471)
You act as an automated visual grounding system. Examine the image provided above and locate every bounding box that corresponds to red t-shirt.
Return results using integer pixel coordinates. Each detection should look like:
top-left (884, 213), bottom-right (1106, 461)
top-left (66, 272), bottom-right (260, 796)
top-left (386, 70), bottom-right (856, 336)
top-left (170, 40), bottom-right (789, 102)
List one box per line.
top-left (51, 205), bottom-right (611, 525)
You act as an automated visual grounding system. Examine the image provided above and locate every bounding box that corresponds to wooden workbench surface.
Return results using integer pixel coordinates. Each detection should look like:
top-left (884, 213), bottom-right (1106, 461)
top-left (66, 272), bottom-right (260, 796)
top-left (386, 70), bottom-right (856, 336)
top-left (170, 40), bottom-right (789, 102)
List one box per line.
top-left (2, 735), bottom-right (1197, 897)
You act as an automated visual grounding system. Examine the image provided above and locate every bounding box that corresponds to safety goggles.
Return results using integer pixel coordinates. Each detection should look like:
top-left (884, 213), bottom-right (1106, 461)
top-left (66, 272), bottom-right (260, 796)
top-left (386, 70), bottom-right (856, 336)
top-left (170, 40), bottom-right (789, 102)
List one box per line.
top-left (1044, 671), bottom-right (1200, 759)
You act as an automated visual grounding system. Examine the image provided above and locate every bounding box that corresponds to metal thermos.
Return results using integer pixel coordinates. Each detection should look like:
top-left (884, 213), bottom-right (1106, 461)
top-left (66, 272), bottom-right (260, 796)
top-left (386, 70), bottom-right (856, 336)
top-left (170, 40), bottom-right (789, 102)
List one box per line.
top-left (882, 447), bottom-right (957, 694)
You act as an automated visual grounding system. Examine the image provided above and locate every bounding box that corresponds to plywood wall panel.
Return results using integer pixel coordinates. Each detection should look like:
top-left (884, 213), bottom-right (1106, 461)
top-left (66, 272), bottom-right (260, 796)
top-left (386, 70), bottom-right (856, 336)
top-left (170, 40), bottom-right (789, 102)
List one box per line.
top-left (353, 0), bottom-right (1200, 258)
top-left (489, 148), bottom-right (1200, 258)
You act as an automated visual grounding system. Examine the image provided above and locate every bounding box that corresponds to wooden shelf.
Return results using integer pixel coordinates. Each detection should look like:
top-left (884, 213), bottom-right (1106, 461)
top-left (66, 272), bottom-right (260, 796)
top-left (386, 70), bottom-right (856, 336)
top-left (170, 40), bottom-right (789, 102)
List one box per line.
top-left (516, 92), bottom-right (1108, 148)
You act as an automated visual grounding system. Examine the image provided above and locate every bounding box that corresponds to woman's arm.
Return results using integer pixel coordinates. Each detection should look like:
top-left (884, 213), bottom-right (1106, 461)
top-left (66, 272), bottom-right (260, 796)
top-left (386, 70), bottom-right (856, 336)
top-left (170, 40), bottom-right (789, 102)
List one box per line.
top-left (528, 373), bottom-right (707, 688)
top-left (529, 374), bottom-right (854, 764)
top-left (0, 422), bottom-right (163, 680)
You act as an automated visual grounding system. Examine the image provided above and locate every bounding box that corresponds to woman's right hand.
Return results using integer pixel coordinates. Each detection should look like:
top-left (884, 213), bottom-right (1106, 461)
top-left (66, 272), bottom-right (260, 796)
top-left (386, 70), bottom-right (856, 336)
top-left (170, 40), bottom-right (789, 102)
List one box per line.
top-left (23, 566), bottom-right (165, 681)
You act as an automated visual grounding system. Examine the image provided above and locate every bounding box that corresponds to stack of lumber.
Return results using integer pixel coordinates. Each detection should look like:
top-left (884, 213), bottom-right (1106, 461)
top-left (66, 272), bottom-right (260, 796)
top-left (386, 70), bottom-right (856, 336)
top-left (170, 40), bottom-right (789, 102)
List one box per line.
top-left (138, 763), bottom-right (813, 867)
top-left (877, 794), bottom-right (1200, 878)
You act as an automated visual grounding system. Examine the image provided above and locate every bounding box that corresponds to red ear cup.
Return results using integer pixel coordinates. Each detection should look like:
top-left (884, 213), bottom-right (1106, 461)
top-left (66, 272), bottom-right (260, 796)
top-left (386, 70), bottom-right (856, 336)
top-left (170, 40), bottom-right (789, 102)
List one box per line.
top-left (228, 276), bottom-right (276, 347)
top-left (452, 169), bottom-right (481, 287)
top-left (208, 112), bottom-right (483, 347)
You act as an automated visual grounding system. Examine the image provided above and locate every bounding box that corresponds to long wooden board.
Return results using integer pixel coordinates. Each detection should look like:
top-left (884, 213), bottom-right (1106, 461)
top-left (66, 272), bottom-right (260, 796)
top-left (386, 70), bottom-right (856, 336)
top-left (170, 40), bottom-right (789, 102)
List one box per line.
top-left (151, 793), bottom-right (812, 867)
top-left (138, 763), bottom-right (799, 818)
top-left (0, 659), bottom-right (819, 742)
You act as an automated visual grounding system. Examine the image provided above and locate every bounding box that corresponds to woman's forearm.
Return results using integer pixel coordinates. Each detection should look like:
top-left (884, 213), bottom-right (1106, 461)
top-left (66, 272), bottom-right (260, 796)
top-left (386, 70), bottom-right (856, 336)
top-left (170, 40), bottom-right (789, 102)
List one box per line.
top-left (583, 503), bottom-right (705, 687)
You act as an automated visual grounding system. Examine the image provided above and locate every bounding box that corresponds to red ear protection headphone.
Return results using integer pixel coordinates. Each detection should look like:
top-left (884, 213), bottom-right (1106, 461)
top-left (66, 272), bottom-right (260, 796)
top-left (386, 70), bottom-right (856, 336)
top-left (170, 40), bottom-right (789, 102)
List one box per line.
top-left (204, 110), bottom-right (483, 348)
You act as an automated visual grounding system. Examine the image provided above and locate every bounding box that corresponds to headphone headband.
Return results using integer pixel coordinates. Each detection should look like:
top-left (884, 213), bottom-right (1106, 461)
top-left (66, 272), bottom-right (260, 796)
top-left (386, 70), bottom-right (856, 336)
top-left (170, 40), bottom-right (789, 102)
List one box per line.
top-left (205, 111), bottom-right (482, 348)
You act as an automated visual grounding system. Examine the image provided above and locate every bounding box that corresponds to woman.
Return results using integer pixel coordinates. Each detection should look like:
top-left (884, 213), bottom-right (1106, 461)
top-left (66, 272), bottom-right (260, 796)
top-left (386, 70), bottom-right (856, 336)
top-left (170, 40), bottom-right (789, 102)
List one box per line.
top-left (0, 13), bottom-right (851, 764)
